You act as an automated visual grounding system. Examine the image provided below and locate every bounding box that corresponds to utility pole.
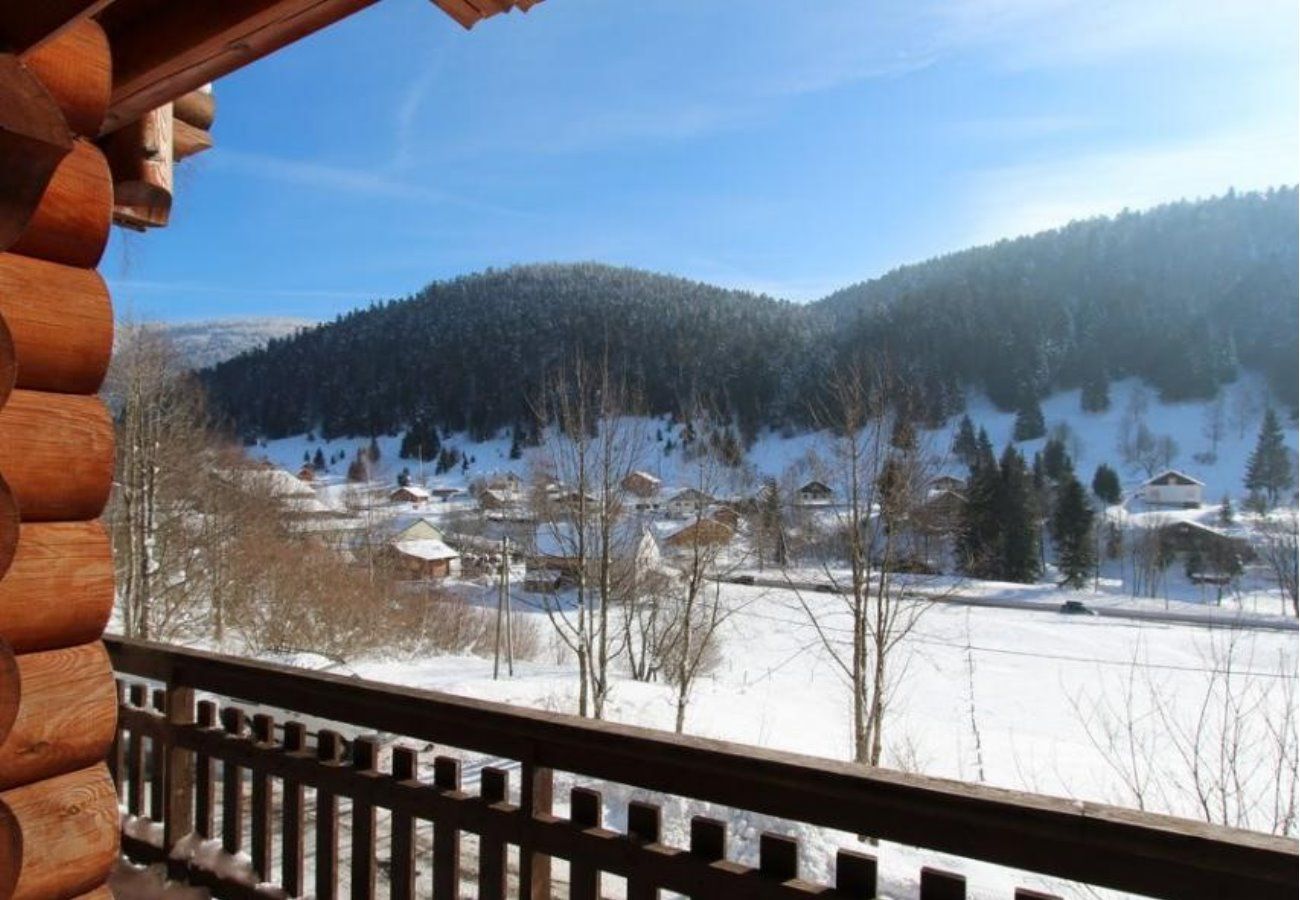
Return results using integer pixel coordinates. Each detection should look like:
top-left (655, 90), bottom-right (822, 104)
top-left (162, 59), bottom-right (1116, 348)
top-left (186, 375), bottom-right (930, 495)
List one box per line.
top-left (504, 535), bottom-right (514, 676)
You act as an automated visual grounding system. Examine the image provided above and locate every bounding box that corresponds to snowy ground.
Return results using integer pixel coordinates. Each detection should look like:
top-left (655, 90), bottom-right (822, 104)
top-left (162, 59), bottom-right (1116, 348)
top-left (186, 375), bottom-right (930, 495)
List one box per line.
top-left (328, 580), bottom-right (1296, 899)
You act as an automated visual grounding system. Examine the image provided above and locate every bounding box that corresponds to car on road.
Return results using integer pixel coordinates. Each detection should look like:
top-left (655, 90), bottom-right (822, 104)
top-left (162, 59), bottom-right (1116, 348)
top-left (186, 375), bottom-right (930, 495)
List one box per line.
top-left (1059, 600), bottom-right (1096, 616)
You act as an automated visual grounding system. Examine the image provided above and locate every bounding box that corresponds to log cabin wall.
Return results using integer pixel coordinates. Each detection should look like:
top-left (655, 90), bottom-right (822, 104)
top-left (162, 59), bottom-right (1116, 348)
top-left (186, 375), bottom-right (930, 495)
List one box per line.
top-left (0, 20), bottom-right (121, 900)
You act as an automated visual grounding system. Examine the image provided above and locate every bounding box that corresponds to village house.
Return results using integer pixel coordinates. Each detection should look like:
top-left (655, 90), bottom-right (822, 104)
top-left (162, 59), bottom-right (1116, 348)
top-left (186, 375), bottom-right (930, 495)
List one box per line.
top-left (622, 470), bottom-right (662, 498)
top-left (927, 474), bottom-right (966, 494)
top-left (428, 486), bottom-right (462, 502)
top-left (1138, 470), bottom-right (1204, 507)
top-left (797, 480), bottom-right (835, 506)
top-left (663, 517), bottom-right (735, 550)
top-left (297, 464), bottom-right (316, 482)
top-left (381, 518), bottom-right (461, 580)
top-left (1156, 519), bottom-right (1255, 577)
top-left (531, 520), bottom-right (662, 579)
top-left (390, 484), bottom-right (431, 505)
top-left (483, 472), bottom-right (524, 502)
top-left (666, 488), bottom-right (715, 519)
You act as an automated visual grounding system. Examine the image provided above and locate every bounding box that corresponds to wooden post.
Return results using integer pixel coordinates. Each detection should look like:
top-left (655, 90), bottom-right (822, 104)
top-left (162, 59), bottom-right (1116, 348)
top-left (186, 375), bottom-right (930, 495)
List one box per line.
top-left (518, 761), bottom-right (553, 900)
top-left (163, 685), bottom-right (195, 863)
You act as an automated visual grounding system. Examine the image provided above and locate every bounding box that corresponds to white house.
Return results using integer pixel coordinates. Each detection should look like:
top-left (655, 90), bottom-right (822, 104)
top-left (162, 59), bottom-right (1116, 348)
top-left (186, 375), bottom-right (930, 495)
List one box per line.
top-left (1138, 470), bottom-right (1204, 507)
top-left (666, 488), bottom-right (714, 519)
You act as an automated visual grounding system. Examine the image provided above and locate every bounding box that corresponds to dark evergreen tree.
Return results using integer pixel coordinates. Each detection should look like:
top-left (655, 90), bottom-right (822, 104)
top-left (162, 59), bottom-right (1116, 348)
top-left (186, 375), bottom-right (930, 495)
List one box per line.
top-left (952, 415), bottom-right (978, 466)
top-left (397, 468), bottom-right (411, 487)
top-left (509, 424), bottom-right (523, 460)
top-left (1080, 365), bottom-right (1110, 413)
top-left (1042, 437), bottom-right (1072, 482)
top-left (367, 435), bottom-right (381, 463)
top-left (1245, 407), bottom-right (1295, 505)
top-left (998, 445), bottom-right (1041, 583)
top-left (1012, 396), bottom-right (1046, 442)
top-left (346, 453), bottom-right (367, 483)
top-left (1091, 463), bottom-right (1121, 505)
top-left (302, 451), bottom-right (310, 464)
top-left (1218, 494), bottom-right (1234, 526)
top-left (312, 447), bottom-right (326, 471)
top-left (1051, 474), bottom-right (1095, 588)
top-left (958, 434), bottom-right (1001, 578)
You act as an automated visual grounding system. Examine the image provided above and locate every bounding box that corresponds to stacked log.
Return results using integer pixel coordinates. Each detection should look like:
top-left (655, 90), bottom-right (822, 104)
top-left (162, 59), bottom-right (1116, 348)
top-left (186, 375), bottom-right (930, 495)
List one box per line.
top-left (0, 20), bottom-right (120, 900)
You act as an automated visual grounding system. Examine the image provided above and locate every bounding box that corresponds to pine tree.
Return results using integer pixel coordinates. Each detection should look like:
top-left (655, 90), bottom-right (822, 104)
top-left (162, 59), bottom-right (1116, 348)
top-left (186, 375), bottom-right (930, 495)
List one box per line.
top-left (1080, 366), bottom-right (1110, 413)
top-left (367, 435), bottom-right (381, 463)
top-left (302, 451), bottom-right (310, 464)
top-left (346, 454), bottom-right (368, 483)
top-left (1218, 494), bottom-right (1234, 526)
top-left (397, 468), bottom-right (411, 487)
top-left (312, 447), bottom-right (326, 471)
top-left (998, 445), bottom-right (1041, 583)
top-left (509, 425), bottom-right (523, 460)
top-left (952, 415), bottom-right (978, 466)
top-left (1091, 463), bottom-right (1121, 505)
top-left (1245, 408), bottom-right (1294, 506)
top-left (958, 434), bottom-right (1001, 578)
top-left (1051, 474), bottom-right (1095, 588)
top-left (1042, 437), bottom-right (1072, 482)
top-left (1012, 397), bottom-right (1046, 442)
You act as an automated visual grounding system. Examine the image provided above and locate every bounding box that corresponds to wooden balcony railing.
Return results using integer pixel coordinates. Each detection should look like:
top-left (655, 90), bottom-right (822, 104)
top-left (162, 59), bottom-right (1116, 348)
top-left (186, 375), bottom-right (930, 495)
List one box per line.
top-left (104, 636), bottom-right (1297, 900)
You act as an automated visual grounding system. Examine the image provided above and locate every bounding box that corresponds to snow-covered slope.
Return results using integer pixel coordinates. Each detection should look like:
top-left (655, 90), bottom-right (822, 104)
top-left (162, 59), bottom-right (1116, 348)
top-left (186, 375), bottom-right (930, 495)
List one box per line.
top-left (254, 375), bottom-right (1293, 506)
top-left (157, 317), bottom-right (315, 369)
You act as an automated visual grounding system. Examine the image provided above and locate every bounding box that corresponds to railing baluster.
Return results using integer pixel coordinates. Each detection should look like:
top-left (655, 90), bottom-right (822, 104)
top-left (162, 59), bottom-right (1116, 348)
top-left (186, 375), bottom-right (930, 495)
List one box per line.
top-left (316, 729), bottom-right (344, 900)
top-left (108, 680), bottom-right (125, 799)
top-left (150, 689), bottom-right (167, 823)
top-left (250, 713), bottom-right (275, 879)
top-left (519, 761), bottom-right (553, 900)
top-left (834, 849), bottom-right (877, 898)
top-left (220, 706), bottom-right (247, 854)
top-left (163, 683), bottom-right (196, 880)
top-left (432, 756), bottom-right (461, 900)
top-left (759, 833), bottom-right (799, 884)
top-left (920, 867), bottom-right (966, 900)
top-left (687, 817), bottom-right (725, 900)
top-left (626, 801), bottom-right (662, 900)
top-left (390, 746), bottom-right (420, 900)
top-left (477, 767), bottom-right (509, 900)
top-left (195, 701), bottom-right (217, 839)
top-left (126, 683), bottom-right (146, 817)
top-left (569, 787), bottom-right (602, 900)
top-left (351, 736), bottom-right (379, 900)
top-left (282, 721), bottom-right (308, 897)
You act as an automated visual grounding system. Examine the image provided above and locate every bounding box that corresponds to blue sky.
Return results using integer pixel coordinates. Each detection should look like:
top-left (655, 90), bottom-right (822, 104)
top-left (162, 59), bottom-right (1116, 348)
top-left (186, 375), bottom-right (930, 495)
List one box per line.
top-left (104, 0), bottom-right (1299, 322)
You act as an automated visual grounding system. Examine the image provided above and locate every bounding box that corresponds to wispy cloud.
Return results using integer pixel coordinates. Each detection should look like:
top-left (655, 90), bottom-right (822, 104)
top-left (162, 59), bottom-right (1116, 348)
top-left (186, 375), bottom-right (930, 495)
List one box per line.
top-left (961, 121), bottom-right (1300, 245)
top-left (211, 148), bottom-right (533, 218)
top-left (930, 0), bottom-right (1298, 69)
top-left (108, 278), bottom-right (381, 301)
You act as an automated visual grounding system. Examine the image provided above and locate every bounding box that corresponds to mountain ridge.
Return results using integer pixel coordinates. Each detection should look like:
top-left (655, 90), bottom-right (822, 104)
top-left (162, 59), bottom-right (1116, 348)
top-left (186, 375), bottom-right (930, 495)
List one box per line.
top-left (202, 188), bottom-right (1299, 442)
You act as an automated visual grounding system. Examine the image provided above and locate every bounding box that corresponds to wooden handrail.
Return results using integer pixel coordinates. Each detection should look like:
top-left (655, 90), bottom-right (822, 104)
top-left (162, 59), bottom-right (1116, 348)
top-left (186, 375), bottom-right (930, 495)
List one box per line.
top-left (104, 635), bottom-right (1298, 899)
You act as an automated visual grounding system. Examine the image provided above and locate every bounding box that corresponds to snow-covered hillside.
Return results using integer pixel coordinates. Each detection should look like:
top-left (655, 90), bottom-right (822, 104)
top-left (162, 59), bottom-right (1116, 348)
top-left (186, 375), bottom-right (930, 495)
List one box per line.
top-left (254, 375), bottom-right (1294, 508)
top-left (157, 317), bottom-right (315, 369)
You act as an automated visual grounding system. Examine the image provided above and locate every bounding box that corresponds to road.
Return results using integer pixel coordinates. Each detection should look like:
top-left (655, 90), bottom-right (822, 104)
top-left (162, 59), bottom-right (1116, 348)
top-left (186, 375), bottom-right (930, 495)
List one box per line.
top-left (718, 575), bottom-right (1299, 633)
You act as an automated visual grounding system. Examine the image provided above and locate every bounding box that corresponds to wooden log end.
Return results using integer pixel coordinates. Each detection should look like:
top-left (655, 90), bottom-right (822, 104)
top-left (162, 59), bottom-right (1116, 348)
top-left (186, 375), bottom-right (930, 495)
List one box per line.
top-left (0, 642), bottom-right (117, 791)
top-left (0, 57), bottom-right (73, 254)
top-left (0, 521), bottom-right (113, 654)
top-left (0, 764), bottom-right (119, 900)
top-left (0, 254), bottom-right (113, 395)
top-left (7, 139), bottom-right (112, 269)
top-left (0, 391), bottom-right (115, 522)
top-left (0, 475), bottom-right (17, 582)
top-left (19, 19), bottom-right (112, 139)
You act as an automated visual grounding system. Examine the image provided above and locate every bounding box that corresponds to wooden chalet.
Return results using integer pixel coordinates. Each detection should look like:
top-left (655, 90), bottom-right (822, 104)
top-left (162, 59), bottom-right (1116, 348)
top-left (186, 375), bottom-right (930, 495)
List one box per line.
top-left (797, 479), bottom-right (835, 505)
top-left (1139, 469), bottom-right (1205, 507)
top-left (390, 484), bottom-right (431, 504)
top-left (0, 4), bottom-right (1295, 900)
top-left (663, 516), bottom-right (735, 550)
top-left (622, 469), bottom-right (662, 498)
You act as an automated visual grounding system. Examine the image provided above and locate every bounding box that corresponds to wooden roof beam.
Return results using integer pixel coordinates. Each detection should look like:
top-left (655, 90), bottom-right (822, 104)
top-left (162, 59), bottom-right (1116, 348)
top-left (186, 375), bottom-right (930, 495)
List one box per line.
top-left (0, 1), bottom-right (116, 55)
top-left (102, 0), bottom-right (381, 135)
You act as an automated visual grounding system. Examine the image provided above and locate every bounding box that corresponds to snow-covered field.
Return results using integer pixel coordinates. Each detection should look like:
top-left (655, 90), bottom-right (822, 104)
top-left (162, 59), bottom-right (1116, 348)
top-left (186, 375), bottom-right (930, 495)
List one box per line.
top-left (304, 580), bottom-right (1292, 899)
top-left (209, 377), bottom-right (1299, 897)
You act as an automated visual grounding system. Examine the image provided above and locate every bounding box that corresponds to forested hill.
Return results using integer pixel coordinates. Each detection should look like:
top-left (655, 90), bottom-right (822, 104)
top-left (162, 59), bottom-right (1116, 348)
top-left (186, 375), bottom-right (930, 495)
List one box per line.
top-left (203, 188), bottom-right (1298, 442)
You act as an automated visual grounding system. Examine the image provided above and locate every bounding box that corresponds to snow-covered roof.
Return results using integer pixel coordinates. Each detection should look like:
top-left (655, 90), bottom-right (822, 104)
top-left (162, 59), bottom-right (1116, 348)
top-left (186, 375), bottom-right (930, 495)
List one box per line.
top-left (1142, 469), bottom-right (1205, 487)
top-left (392, 485), bottom-right (431, 499)
top-left (626, 470), bottom-right (662, 484)
top-left (534, 520), bottom-right (658, 559)
top-left (799, 480), bottom-right (834, 494)
top-left (668, 488), bottom-right (714, 504)
top-left (392, 538), bottom-right (460, 561)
